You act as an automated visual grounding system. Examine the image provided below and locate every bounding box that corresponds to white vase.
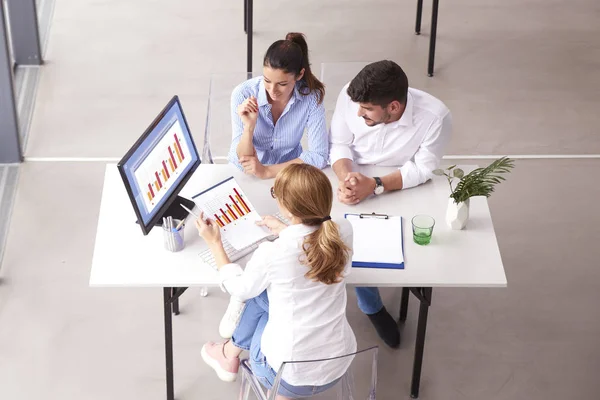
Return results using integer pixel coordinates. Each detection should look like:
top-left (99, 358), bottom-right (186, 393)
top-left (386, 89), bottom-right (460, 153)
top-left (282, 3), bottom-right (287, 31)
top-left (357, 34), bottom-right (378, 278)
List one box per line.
top-left (446, 198), bottom-right (470, 230)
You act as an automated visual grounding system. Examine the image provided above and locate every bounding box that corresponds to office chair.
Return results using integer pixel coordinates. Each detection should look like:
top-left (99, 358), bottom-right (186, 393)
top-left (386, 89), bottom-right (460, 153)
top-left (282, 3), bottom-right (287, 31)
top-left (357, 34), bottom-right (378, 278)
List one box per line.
top-left (239, 346), bottom-right (378, 400)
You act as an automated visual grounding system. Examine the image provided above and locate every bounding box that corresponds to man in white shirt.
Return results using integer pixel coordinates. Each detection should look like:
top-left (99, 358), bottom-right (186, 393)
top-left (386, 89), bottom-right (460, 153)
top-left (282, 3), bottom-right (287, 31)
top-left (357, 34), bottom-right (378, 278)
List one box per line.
top-left (329, 60), bottom-right (452, 348)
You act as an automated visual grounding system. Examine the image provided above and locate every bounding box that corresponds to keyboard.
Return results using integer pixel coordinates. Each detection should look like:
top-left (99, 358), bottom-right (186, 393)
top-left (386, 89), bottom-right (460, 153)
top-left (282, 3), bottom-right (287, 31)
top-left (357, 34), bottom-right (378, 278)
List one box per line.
top-left (199, 212), bottom-right (290, 270)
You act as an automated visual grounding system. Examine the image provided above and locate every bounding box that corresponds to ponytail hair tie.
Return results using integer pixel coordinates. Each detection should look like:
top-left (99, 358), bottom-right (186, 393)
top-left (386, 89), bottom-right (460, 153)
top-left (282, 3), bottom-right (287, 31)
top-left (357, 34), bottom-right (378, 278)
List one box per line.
top-left (321, 216), bottom-right (332, 223)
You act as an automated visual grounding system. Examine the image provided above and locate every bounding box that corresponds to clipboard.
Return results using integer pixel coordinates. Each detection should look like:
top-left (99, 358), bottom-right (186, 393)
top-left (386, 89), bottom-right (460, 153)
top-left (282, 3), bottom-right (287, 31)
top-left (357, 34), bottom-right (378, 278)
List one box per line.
top-left (345, 213), bottom-right (404, 269)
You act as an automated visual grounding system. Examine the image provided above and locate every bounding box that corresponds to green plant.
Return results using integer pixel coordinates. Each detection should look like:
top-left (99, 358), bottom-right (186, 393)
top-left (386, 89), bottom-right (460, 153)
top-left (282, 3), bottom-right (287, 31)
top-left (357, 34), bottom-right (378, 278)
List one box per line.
top-left (433, 157), bottom-right (515, 204)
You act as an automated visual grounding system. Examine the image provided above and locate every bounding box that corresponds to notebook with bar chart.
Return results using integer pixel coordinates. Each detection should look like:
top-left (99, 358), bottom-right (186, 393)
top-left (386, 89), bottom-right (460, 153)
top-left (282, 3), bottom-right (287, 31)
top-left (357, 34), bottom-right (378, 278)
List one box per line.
top-left (192, 177), bottom-right (271, 250)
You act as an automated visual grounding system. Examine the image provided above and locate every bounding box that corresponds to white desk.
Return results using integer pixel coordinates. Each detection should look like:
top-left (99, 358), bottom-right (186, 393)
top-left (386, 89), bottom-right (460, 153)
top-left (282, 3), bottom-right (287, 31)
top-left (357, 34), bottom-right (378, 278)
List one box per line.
top-left (90, 163), bottom-right (506, 399)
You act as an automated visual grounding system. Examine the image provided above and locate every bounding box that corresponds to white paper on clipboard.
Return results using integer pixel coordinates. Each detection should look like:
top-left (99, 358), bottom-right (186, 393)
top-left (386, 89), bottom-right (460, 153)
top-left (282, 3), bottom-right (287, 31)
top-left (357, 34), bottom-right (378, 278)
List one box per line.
top-left (345, 214), bottom-right (404, 268)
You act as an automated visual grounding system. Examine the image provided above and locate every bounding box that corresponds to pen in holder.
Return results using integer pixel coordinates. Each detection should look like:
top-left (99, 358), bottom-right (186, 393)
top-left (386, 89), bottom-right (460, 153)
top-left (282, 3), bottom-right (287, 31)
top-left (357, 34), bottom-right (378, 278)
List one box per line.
top-left (163, 217), bottom-right (185, 252)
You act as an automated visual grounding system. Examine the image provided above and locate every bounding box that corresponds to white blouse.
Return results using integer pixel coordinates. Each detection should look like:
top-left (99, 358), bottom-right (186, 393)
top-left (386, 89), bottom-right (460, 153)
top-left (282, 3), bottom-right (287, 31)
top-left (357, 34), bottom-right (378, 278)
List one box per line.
top-left (219, 218), bottom-right (357, 386)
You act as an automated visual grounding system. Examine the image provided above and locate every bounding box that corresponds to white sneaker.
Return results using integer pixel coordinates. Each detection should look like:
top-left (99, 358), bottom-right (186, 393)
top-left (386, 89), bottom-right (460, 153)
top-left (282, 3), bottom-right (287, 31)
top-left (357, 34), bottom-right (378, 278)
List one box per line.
top-left (219, 297), bottom-right (246, 339)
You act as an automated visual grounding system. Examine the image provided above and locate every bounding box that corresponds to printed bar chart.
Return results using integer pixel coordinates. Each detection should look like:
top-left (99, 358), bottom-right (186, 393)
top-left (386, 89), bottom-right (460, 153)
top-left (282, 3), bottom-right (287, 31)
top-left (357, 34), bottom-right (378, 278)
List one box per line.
top-left (206, 187), bottom-right (255, 228)
top-left (214, 214), bottom-right (225, 227)
top-left (194, 177), bottom-right (271, 250)
top-left (229, 195), bottom-right (244, 216)
top-left (233, 188), bottom-right (251, 213)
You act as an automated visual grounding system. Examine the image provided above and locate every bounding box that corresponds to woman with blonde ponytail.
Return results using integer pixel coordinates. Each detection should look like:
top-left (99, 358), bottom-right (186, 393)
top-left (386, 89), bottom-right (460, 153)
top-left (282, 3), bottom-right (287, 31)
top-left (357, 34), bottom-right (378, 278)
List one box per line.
top-left (196, 164), bottom-right (356, 399)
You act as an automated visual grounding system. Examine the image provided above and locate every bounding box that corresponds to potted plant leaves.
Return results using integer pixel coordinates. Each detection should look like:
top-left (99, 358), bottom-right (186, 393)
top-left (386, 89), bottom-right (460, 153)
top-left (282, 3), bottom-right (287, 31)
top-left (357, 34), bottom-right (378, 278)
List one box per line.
top-left (433, 157), bottom-right (515, 230)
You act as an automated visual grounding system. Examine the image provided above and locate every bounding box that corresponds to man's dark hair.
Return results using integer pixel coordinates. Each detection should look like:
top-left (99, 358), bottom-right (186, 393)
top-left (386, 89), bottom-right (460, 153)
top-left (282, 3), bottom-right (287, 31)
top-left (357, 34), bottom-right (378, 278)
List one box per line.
top-left (347, 60), bottom-right (409, 107)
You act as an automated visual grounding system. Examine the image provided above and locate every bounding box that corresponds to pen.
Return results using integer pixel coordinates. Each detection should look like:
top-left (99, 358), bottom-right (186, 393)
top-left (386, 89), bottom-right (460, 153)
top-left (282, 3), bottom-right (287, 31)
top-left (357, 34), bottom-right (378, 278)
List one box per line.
top-left (163, 217), bottom-right (171, 251)
top-left (167, 216), bottom-right (175, 251)
top-left (180, 204), bottom-right (200, 219)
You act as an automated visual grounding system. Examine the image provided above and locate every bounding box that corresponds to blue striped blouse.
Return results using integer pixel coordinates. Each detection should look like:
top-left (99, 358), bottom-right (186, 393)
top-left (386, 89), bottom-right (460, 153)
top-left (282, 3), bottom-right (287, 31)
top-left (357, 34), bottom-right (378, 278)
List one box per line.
top-left (227, 76), bottom-right (328, 170)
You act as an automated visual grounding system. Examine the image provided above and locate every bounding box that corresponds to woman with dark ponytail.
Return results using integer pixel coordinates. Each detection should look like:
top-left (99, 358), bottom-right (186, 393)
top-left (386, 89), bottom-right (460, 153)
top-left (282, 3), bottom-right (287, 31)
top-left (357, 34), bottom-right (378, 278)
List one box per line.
top-left (228, 33), bottom-right (328, 180)
top-left (196, 164), bottom-right (356, 399)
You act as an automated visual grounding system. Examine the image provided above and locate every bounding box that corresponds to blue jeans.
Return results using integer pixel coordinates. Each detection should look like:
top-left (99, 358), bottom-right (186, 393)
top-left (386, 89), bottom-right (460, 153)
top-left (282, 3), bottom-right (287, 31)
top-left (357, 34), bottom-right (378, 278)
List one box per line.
top-left (231, 291), bottom-right (339, 398)
top-left (355, 287), bottom-right (384, 315)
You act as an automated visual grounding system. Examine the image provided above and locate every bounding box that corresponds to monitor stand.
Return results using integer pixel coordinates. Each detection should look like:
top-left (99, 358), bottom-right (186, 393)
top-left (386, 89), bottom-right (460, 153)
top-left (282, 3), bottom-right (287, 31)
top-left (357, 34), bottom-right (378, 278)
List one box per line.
top-left (155, 195), bottom-right (196, 226)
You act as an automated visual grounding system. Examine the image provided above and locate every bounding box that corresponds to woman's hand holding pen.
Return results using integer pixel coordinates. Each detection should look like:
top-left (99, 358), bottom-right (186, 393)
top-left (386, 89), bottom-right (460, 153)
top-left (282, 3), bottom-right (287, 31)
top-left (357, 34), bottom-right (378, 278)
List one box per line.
top-left (195, 212), bottom-right (222, 246)
top-left (196, 212), bottom-right (230, 269)
top-left (238, 96), bottom-right (259, 128)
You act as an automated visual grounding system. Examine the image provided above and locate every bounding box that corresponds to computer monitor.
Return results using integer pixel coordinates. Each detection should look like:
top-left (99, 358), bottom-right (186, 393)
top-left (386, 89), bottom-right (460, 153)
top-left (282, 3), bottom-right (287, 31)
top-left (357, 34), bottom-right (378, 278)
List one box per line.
top-left (118, 96), bottom-right (201, 235)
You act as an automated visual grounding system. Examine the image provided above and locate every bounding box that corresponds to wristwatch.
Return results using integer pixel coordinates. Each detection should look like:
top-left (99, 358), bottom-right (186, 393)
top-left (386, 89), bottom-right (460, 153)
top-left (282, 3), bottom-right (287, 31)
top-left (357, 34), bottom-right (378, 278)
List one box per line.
top-left (373, 177), bottom-right (384, 195)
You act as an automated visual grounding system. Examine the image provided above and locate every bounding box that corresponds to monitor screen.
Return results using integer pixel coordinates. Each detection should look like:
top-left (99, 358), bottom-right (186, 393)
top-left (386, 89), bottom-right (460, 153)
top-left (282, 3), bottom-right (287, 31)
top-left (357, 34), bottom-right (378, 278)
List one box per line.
top-left (118, 96), bottom-right (201, 235)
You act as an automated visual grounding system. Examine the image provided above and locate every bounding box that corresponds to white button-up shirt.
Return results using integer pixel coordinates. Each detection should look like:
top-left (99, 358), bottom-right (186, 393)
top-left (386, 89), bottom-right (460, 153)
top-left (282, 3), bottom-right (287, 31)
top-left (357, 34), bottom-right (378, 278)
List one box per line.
top-left (219, 218), bottom-right (357, 386)
top-left (329, 84), bottom-right (452, 189)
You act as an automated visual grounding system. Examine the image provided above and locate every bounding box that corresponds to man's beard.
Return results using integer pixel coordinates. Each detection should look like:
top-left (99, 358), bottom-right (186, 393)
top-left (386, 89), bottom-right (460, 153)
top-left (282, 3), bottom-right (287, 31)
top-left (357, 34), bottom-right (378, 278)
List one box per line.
top-left (363, 110), bottom-right (391, 126)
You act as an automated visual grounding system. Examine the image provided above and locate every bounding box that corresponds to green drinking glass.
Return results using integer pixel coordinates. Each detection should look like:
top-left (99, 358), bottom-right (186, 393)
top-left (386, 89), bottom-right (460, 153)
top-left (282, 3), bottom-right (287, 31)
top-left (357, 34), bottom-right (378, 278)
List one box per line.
top-left (412, 215), bottom-right (435, 245)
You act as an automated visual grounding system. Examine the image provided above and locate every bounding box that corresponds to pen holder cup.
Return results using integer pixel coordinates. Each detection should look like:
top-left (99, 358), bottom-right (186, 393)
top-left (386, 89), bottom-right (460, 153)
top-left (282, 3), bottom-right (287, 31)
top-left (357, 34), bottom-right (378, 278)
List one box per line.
top-left (163, 220), bottom-right (185, 252)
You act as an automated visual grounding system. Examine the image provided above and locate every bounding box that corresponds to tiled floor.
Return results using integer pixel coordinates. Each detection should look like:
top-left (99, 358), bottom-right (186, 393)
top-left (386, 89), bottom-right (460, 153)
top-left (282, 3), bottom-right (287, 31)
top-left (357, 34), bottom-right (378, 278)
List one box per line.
top-left (1, 0), bottom-right (600, 399)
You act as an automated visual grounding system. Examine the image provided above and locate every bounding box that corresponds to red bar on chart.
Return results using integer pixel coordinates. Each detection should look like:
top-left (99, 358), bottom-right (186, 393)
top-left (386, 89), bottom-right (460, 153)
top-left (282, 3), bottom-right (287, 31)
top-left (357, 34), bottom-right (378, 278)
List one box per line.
top-left (162, 161), bottom-right (170, 179)
top-left (229, 195), bottom-right (244, 216)
top-left (234, 189), bottom-right (251, 213)
top-left (235, 194), bottom-right (250, 213)
top-left (226, 204), bottom-right (238, 220)
top-left (174, 134), bottom-right (185, 161)
top-left (155, 172), bottom-right (162, 188)
top-left (220, 208), bottom-right (231, 223)
top-left (169, 147), bottom-right (177, 169)
top-left (227, 210), bottom-right (236, 222)
top-left (148, 183), bottom-right (154, 198)
top-left (174, 142), bottom-right (183, 163)
top-left (214, 214), bottom-right (224, 227)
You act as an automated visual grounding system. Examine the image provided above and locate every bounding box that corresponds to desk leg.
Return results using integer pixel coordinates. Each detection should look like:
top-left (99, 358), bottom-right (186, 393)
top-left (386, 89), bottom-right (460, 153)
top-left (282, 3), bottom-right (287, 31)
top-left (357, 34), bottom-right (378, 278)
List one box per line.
top-left (170, 287), bottom-right (189, 316)
top-left (415, 0), bottom-right (423, 35)
top-left (163, 288), bottom-right (175, 400)
top-left (171, 288), bottom-right (180, 316)
top-left (162, 287), bottom-right (188, 400)
top-left (427, 0), bottom-right (439, 77)
top-left (410, 287), bottom-right (432, 398)
top-left (246, 0), bottom-right (253, 75)
top-left (400, 287), bottom-right (410, 322)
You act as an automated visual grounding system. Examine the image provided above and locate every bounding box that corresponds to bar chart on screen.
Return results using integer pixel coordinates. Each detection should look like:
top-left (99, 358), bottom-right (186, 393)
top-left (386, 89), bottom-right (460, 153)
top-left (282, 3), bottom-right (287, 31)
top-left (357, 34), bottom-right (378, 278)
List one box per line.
top-left (134, 120), bottom-right (192, 213)
top-left (193, 177), bottom-right (271, 250)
